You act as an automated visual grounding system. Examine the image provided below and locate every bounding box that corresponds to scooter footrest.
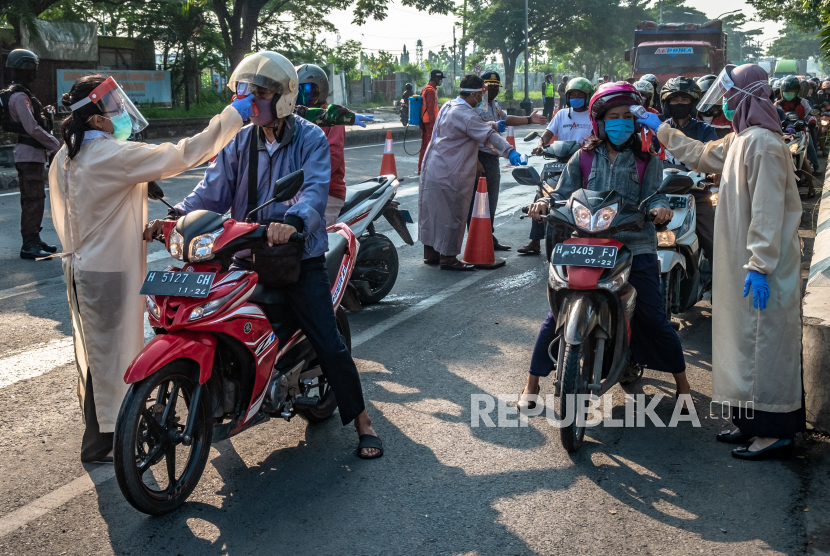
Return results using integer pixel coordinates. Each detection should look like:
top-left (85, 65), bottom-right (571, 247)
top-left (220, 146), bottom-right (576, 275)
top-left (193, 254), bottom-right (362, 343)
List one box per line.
top-left (294, 395), bottom-right (320, 407)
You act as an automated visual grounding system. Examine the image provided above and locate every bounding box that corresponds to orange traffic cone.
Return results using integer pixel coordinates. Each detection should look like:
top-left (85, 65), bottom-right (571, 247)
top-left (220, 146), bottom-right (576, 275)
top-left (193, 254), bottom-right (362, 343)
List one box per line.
top-left (506, 125), bottom-right (516, 148)
top-left (462, 177), bottom-right (506, 269)
top-left (379, 130), bottom-right (397, 178)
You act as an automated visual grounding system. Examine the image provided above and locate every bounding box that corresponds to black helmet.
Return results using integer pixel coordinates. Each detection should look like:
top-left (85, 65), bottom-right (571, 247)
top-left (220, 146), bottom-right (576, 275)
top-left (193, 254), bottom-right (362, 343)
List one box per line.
top-left (696, 74), bottom-right (717, 93)
top-left (404, 82), bottom-right (413, 90)
top-left (660, 76), bottom-right (702, 103)
top-left (6, 49), bottom-right (39, 70)
top-left (780, 75), bottom-right (800, 94)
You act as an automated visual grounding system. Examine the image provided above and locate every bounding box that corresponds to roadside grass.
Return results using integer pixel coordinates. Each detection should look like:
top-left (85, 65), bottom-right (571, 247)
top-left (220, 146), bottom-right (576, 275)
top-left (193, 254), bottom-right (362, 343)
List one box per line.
top-left (142, 103), bottom-right (226, 120)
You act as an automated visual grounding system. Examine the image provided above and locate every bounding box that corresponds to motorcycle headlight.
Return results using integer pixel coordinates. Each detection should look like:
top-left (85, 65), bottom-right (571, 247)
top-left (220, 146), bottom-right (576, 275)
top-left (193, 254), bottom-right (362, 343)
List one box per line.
top-left (146, 296), bottom-right (160, 320)
top-left (169, 230), bottom-right (184, 261)
top-left (549, 264), bottom-right (568, 290)
top-left (710, 192), bottom-right (719, 207)
top-left (657, 230), bottom-right (676, 247)
top-left (189, 281), bottom-right (248, 322)
top-left (572, 201), bottom-right (592, 231)
top-left (789, 142), bottom-right (800, 154)
top-left (189, 227), bottom-right (224, 262)
top-left (821, 119), bottom-right (829, 126)
top-left (598, 267), bottom-right (630, 292)
top-left (593, 204), bottom-right (618, 232)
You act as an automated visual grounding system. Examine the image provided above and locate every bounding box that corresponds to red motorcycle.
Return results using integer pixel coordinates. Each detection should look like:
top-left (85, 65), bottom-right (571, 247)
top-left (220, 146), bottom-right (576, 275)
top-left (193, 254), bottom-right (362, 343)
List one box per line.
top-left (114, 170), bottom-right (357, 515)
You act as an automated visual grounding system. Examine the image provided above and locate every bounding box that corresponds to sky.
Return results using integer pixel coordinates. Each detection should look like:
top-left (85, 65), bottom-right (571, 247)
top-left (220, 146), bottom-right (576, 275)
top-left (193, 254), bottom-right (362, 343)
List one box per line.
top-left (319, 0), bottom-right (785, 61)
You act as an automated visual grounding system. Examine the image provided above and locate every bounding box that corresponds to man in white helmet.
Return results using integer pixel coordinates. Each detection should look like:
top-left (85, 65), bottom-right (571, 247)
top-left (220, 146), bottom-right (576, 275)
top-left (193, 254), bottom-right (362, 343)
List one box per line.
top-left (146, 51), bottom-right (383, 458)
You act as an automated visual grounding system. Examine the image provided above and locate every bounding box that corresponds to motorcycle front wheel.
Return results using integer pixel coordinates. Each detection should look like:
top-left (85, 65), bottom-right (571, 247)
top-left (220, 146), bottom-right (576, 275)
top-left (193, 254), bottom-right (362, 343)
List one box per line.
top-left (114, 360), bottom-right (213, 515)
top-left (557, 342), bottom-right (591, 453)
top-left (354, 233), bottom-right (399, 304)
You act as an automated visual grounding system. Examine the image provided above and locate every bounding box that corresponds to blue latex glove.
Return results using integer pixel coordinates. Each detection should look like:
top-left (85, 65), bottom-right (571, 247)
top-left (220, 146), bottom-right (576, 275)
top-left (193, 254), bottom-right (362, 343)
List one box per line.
top-left (743, 270), bottom-right (770, 310)
top-left (354, 114), bottom-right (374, 128)
top-left (497, 120), bottom-right (507, 133)
top-left (231, 95), bottom-right (254, 120)
top-left (636, 111), bottom-right (663, 133)
top-left (508, 150), bottom-right (526, 166)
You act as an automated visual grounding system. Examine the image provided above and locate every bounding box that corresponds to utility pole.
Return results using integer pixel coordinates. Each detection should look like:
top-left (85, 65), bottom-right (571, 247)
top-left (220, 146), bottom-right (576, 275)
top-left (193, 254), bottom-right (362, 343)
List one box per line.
top-left (453, 25), bottom-right (457, 89)
top-left (461, 0), bottom-right (467, 73)
top-left (519, 0), bottom-right (532, 116)
top-left (659, 0), bottom-right (663, 24)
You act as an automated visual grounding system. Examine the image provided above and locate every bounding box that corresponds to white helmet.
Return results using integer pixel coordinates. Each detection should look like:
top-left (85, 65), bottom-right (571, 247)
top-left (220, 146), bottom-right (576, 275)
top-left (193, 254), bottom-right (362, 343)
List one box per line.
top-left (634, 80), bottom-right (654, 97)
top-left (228, 51), bottom-right (298, 118)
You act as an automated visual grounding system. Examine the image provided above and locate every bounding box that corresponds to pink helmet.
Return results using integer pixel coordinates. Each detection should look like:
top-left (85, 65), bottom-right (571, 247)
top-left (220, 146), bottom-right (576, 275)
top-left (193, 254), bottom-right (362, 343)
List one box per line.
top-left (589, 81), bottom-right (643, 139)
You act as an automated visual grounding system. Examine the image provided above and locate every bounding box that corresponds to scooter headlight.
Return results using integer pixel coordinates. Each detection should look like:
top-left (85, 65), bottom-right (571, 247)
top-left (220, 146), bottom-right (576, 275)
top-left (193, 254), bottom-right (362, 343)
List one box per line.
top-left (189, 227), bottom-right (224, 262)
top-left (146, 296), bottom-right (160, 320)
top-left (657, 230), bottom-right (676, 247)
top-left (822, 119), bottom-right (829, 126)
top-left (169, 230), bottom-right (185, 261)
top-left (598, 267), bottom-right (630, 292)
top-left (188, 281), bottom-right (248, 322)
top-left (572, 201), bottom-right (592, 230)
top-left (593, 204), bottom-right (618, 232)
top-left (710, 192), bottom-right (719, 207)
top-left (789, 142), bottom-right (801, 154)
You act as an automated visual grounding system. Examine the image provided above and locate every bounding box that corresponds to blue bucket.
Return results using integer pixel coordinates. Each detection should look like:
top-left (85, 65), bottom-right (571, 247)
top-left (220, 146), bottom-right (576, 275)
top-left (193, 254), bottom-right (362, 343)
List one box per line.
top-left (408, 95), bottom-right (422, 126)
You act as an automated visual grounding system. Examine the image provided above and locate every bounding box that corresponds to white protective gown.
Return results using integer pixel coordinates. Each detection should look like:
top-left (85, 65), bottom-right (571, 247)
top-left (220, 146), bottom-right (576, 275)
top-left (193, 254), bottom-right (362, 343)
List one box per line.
top-left (49, 106), bottom-right (243, 432)
top-left (418, 97), bottom-right (512, 256)
top-left (657, 123), bottom-right (803, 413)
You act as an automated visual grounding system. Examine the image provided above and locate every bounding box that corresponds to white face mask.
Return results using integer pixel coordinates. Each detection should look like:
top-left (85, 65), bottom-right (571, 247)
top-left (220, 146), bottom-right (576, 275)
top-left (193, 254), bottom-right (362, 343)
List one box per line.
top-left (701, 115), bottom-right (714, 124)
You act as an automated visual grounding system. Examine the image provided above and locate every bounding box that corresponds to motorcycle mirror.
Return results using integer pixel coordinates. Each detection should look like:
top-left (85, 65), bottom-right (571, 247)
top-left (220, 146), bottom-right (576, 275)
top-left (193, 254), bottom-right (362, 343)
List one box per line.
top-left (523, 131), bottom-right (539, 142)
top-left (658, 174), bottom-right (695, 195)
top-left (512, 166), bottom-right (541, 186)
top-left (245, 169), bottom-right (305, 222)
top-left (147, 181), bottom-right (175, 210)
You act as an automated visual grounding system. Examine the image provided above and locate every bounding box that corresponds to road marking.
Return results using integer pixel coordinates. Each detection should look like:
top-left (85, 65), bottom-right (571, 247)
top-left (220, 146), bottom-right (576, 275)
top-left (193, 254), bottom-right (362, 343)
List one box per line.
top-left (0, 249), bottom-right (173, 303)
top-left (0, 465), bottom-right (115, 539)
top-left (344, 140), bottom-right (407, 151)
top-left (0, 187), bottom-right (49, 197)
top-left (352, 272), bottom-right (487, 348)
top-left (0, 338), bottom-right (75, 388)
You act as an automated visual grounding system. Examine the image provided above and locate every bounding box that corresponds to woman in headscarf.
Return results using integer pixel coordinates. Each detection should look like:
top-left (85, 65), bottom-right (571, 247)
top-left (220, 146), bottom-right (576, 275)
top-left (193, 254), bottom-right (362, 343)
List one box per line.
top-left (637, 64), bottom-right (805, 460)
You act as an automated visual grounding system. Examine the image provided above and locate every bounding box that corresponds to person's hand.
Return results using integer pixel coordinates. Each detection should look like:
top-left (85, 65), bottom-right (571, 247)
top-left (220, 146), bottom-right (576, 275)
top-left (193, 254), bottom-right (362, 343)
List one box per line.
top-left (650, 207), bottom-right (673, 225)
top-left (529, 110), bottom-right (546, 125)
top-left (508, 150), bottom-right (526, 166)
top-left (743, 270), bottom-right (770, 310)
top-left (532, 139), bottom-right (545, 156)
top-left (231, 94), bottom-right (255, 120)
top-left (267, 222), bottom-right (296, 246)
top-left (354, 114), bottom-right (374, 128)
top-left (497, 120), bottom-right (507, 133)
top-left (476, 160), bottom-right (485, 179)
top-left (144, 220), bottom-right (166, 242)
top-left (528, 200), bottom-right (549, 221)
top-left (636, 111), bottom-right (663, 133)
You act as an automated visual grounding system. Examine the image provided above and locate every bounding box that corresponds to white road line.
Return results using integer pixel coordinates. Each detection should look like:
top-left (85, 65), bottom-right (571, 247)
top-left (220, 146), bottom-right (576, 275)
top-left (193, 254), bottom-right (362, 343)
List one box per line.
top-left (0, 187), bottom-right (48, 197)
top-left (352, 272), bottom-right (487, 348)
top-left (344, 140), bottom-right (407, 151)
top-left (0, 249), bottom-right (173, 303)
top-left (0, 338), bottom-right (75, 388)
top-left (0, 466), bottom-right (115, 539)
top-left (0, 268), bottom-right (494, 536)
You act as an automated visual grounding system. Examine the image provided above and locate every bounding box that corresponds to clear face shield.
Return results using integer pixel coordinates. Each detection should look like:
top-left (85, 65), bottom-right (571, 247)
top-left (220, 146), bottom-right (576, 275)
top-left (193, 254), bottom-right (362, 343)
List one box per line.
top-left (697, 67), bottom-right (769, 113)
top-left (70, 77), bottom-right (149, 137)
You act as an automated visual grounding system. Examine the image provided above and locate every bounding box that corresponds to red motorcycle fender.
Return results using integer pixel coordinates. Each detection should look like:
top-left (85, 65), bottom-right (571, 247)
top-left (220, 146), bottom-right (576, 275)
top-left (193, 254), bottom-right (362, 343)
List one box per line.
top-left (563, 238), bottom-right (623, 290)
top-left (124, 331), bottom-right (217, 385)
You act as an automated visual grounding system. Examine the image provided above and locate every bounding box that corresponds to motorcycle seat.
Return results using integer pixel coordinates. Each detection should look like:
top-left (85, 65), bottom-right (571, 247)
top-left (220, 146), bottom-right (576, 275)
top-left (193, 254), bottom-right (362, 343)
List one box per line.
top-left (249, 284), bottom-right (287, 306)
top-left (340, 180), bottom-right (388, 216)
top-left (325, 231), bottom-right (348, 286)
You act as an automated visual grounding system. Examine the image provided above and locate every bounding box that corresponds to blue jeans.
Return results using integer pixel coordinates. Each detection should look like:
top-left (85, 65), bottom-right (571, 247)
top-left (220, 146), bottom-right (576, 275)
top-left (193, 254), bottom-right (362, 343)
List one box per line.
top-left (530, 254), bottom-right (686, 376)
top-left (808, 133), bottom-right (819, 169)
top-left (234, 256), bottom-right (366, 425)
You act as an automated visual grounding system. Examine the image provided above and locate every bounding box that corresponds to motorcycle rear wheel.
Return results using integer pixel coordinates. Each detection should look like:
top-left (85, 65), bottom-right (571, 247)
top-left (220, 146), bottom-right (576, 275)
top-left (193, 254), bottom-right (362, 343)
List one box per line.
top-left (296, 306), bottom-right (350, 424)
top-left (355, 233), bottom-right (399, 304)
top-left (114, 360), bottom-right (213, 515)
top-left (557, 343), bottom-right (590, 453)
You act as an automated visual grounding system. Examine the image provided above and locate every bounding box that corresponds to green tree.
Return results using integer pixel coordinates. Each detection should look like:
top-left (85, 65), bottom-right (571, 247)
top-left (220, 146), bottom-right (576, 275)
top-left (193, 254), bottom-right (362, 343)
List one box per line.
top-left (768, 23), bottom-right (822, 60)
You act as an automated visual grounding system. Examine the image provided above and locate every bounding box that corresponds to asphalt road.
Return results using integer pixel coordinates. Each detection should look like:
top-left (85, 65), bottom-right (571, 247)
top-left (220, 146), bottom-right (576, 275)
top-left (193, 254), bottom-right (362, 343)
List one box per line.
top-left (0, 126), bottom-right (824, 555)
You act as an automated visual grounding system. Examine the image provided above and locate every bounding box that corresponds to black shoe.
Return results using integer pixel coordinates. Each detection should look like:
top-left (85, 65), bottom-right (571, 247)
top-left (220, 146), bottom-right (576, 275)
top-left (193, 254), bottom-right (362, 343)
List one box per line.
top-left (37, 236), bottom-right (58, 253)
top-left (492, 237), bottom-right (512, 251)
top-left (20, 241), bottom-right (54, 260)
top-left (716, 430), bottom-right (754, 444)
top-left (618, 365), bottom-right (643, 385)
top-left (731, 439), bottom-right (793, 460)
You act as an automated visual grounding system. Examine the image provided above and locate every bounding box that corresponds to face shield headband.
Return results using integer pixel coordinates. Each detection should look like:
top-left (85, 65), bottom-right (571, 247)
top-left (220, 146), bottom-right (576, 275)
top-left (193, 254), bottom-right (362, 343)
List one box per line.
top-left (697, 67), bottom-right (769, 113)
top-left (69, 76), bottom-right (148, 136)
top-left (461, 86), bottom-right (487, 105)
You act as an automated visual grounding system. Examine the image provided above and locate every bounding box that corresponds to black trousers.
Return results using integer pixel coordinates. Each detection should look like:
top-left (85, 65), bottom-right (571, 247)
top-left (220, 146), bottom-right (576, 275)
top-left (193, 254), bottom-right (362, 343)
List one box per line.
top-left (543, 97), bottom-right (555, 120)
top-left (244, 256), bottom-right (367, 426)
top-left (16, 162), bottom-right (46, 239)
top-left (694, 196), bottom-right (715, 262)
top-left (80, 369), bottom-right (114, 462)
top-left (468, 151), bottom-right (501, 233)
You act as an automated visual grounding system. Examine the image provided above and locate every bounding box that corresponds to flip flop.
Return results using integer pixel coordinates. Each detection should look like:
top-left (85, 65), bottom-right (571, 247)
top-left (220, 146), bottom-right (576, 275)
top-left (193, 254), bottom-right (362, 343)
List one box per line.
top-left (356, 434), bottom-right (384, 459)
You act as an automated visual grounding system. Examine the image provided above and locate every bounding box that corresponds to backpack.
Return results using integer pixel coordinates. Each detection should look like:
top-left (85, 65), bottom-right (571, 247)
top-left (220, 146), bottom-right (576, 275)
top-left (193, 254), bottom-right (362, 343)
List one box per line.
top-left (579, 148), bottom-right (647, 188)
top-left (0, 84), bottom-right (47, 149)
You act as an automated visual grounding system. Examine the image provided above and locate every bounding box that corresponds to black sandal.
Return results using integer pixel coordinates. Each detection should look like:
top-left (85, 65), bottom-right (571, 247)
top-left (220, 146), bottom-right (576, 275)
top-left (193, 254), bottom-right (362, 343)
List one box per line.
top-left (356, 434), bottom-right (384, 459)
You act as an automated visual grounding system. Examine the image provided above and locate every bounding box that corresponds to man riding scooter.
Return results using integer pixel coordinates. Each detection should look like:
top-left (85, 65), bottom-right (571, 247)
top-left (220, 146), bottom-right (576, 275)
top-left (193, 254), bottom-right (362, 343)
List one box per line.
top-left (777, 75), bottom-right (820, 174)
top-left (146, 51), bottom-right (383, 459)
top-left (660, 76), bottom-right (718, 266)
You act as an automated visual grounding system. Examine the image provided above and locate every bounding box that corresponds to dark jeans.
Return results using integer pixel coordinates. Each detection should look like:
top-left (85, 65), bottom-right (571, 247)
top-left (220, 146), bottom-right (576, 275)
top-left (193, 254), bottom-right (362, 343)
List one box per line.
top-left (468, 151), bottom-right (501, 233)
top-left (543, 97), bottom-right (555, 120)
top-left (529, 191), bottom-right (546, 241)
top-left (237, 256), bottom-right (366, 426)
top-left (529, 254), bottom-right (686, 376)
top-left (16, 162), bottom-right (46, 239)
top-left (80, 368), bottom-right (114, 462)
top-left (807, 133), bottom-right (819, 169)
top-left (694, 195), bottom-right (715, 262)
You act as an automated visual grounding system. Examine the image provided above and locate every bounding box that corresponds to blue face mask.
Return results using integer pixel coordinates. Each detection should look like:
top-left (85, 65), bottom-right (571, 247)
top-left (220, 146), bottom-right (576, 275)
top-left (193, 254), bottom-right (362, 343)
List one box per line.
top-left (722, 97), bottom-right (735, 121)
top-left (569, 98), bottom-right (585, 109)
top-left (604, 118), bottom-right (635, 146)
top-left (108, 111), bottom-right (133, 140)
